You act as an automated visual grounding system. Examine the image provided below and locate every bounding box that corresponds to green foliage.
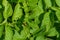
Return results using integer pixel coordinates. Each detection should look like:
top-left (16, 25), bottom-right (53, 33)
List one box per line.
top-left (44, 0), bottom-right (52, 7)
top-left (2, 0), bottom-right (13, 19)
top-left (55, 0), bottom-right (60, 7)
top-left (12, 3), bottom-right (23, 21)
top-left (5, 24), bottom-right (13, 40)
top-left (0, 25), bottom-right (4, 38)
top-left (0, 0), bottom-right (60, 40)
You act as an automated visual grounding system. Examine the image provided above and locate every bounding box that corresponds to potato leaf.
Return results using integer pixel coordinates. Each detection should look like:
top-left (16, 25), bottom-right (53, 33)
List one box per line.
top-left (44, 0), bottom-right (52, 7)
top-left (5, 25), bottom-right (13, 40)
top-left (36, 36), bottom-right (46, 40)
top-left (12, 3), bottom-right (23, 21)
top-left (13, 30), bottom-right (21, 40)
top-left (41, 11), bottom-right (51, 32)
top-left (47, 27), bottom-right (58, 36)
top-left (38, 0), bottom-right (44, 13)
top-left (27, 0), bottom-right (38, 9)
top-left (27, 21), bottom-right (39, 34)
top-left (56, 10), bottom-right (60, 21)
top-left (2, 0), bottom-right (13, 19)
top-left (55, 0), bottom-right (60, 7)
top-left (20, 25), bottom-right (30, 39)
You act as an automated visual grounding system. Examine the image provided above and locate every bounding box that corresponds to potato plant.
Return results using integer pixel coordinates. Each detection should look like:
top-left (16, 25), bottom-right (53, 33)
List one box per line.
top-left (0, 0), bottom-right (60, 40)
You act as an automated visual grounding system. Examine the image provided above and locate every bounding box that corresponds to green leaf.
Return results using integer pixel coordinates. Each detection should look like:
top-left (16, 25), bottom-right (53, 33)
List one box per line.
top-left (44, 0), bottom-right (52, 7)
top-left (14, 25), bottom-right (20, 31)
top-left (5, 25), bottom-right (13, 40)
top-left (23, 1), bottom-right (29, 13)
top-left (13, 30), bottom-right (21, 40)
top-left (51, 7), bottom-right (60, 21)
top-left (56, 10), bottom-right (60, 21)
top-left (29, 6), bottom-right (43, 19)
top-left (27, 21), bottom-right (39, 34)
top-left (13, 26), bottom-right (30, 40)
top-left (13, 30), bottom-right (25, 40)
top-left (38, 0), bottom-right (44, 13)
top-left (12, 3), bottom-right (23, 21)
top-left (36, 36), bottom-right (46, 40)
top-left (41, 11), bottom-right (51, 32)
top-left (0, 25), bottom-right (4, 38)
top-left (20, 25), bottom-right (30, 39)
top-left (2, 0), bottom-right (13, 19)
top-left (27, 0), bottom-right (38, 9)
top-left (28, 0), bottom-right (44, 19)
top-left (30, 37), bottom-right (34, 40)
top-left (34, 17), bottom-right (40, 24)
top-left (55, 0), bottom-right (60, 7)
top-left (47, 27), bottom-right (58, 36)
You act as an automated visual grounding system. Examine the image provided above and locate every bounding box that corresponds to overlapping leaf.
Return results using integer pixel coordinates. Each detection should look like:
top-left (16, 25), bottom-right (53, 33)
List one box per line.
top-left (0, 0), bottom-right (60, 40)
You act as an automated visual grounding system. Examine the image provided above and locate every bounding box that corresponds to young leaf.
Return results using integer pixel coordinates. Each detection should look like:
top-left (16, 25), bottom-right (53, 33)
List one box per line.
top-left (2, 0), bottom-right (13, 19)
top-left (20, 25), bottom-right (30, 39)
top-left (47, 27), bottom-right (58, 36)
top-left (38, 0), bottom-right (44, 13)
top-left (29, 6), bottom-right (43, 19)
top-left (5, 25), bottom-right (13, 40)
top-left (41, 11), bottom-right (51, 32)
top-left (13, 25), bottom-right (30, 40)
top-left (13, 30), bottom-right (21, 40)
top-left (12, 3), bottom-right (23, 21)
top-left (27, 21), bottom-right (39, 34)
